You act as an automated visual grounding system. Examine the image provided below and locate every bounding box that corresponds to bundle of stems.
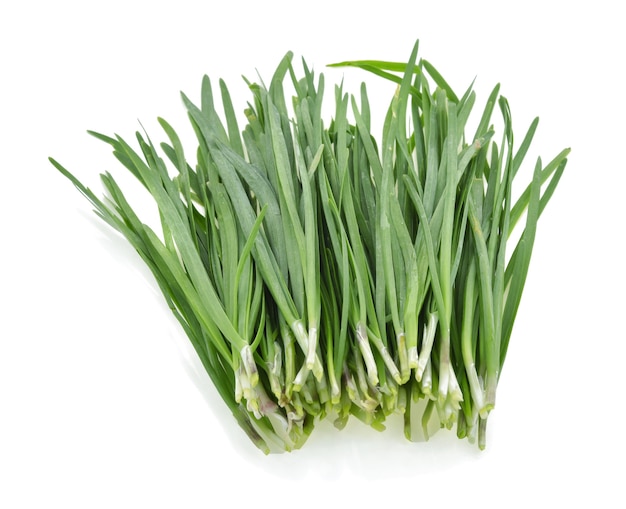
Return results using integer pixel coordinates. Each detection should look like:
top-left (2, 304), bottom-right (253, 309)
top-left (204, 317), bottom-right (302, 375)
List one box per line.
top-left (51, 40), bottom-right (569, 452)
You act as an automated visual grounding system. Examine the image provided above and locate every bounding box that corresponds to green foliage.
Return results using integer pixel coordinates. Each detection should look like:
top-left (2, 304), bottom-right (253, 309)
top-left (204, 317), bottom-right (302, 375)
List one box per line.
top-left (51, 40), bottom-right (569, 452)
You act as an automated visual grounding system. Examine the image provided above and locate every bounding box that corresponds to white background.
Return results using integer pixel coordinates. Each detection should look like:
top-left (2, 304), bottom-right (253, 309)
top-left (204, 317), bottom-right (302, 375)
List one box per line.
top-left (1, 1), bottom-right (624, 507)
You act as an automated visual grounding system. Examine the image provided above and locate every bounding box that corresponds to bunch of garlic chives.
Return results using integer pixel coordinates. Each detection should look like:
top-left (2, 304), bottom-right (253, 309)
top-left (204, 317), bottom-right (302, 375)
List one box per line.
top-left (51, 40), bottom-right (569, 452)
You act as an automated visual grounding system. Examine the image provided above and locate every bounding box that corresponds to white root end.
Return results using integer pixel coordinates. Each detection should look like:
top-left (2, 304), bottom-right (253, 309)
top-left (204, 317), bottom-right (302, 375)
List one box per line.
top-left (420, 358), bottom-right (432, 397)
top-left (408, 345), bottom-right (419, 370)
top-left (306, 326), bottom-right (318, 370)
top-left (396, 384), bottom-right (407, 415)
top-left (397, 331), bottom-right (410, 383)
top-left (482, 371), bottom-right (498, 417)
top-left (380, 345), bottom-right (402, 384)
top-left (240, 345), bottom-right (259, 388)
top-left (438, 361), bottom-right (450, 405)
top-left (466, 405), bottom-right (479, 444)
top-left (292, 363), bottom-right (310, 392)
top-left (447, 365), bottom-right (463, 406)
top-left (416, 312), bottom-right (438, 381)
top-left (235, 367), bottom-right (259, 416)
top-left (308, 328), bottom-right (325, 381)
top-left (356, 323), bottom-right (379, 385)
top-left (293, 321), bottom-right (323, 381)
top-left (466, 363), bottom-right (485, 414)
top-left (330, 376), bottom-right (341, 405)
top-left (292, 320), bottom-right (309, 350)
top-left (345, 371), bottom-right (358, 402)
top-left (268, 346), bottom-right (283, 400)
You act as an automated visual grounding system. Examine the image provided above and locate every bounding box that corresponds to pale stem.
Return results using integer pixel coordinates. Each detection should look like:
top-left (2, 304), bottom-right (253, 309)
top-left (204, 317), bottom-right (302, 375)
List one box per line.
top-left (292, 363), bottom-right (310, 392)
top-left (478, 415), bottom-right (488, 451)
top-left (236, 367), bottom-right (259, 416)
top-left (397, 331), bottom-right (410, 383)
top-left (438, 330), bottom-right (451, 405)
top-left (240, 344), bottom-right (259, 388)
top-left (306, 325), bottom-right (318, 371)
top-left (356, 322), bottom-right (379, 385)
top-left (466, 404), bottom-right (479, 444)
top-left (416, 312), bottom-right (438, 381)
top-left (314, 367), bottom-right (330, 410)
top-left (329, 373), bottom-right (341, 405)
top-left (345, 370), bottom-right (359, 405)
top-left (292, 320), bottom-right (323, 381)
top-left (268, 344), bottom-right (283, 401)
top-left (447, 364), bottom-right (464, 406)
top-left (408, 343), bottom-right (419, 370)
top-left (307, 326), bottom-right (324, 381)
top-left (465, 364), bottom-right (486, 417)
top-left (420, 357), bottom-right (433, 397)
top-left (396, 382), bottom-right (407, 415)
top-left (484, 370), bottom-right (498, 413)
top-left (354, 348), bottom-right (379, 412)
